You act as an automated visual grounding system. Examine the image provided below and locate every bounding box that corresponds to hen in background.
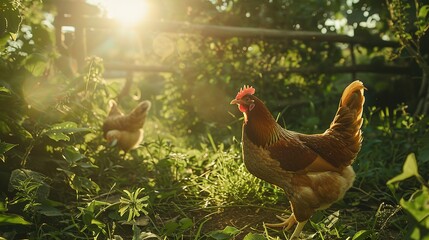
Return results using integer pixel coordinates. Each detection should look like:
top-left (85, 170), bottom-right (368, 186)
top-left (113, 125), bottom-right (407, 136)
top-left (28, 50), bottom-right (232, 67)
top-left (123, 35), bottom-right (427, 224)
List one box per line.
top-left (102, 100), bottom-right (151, 152)
top-left (230, 81), bottom-right (365, 239)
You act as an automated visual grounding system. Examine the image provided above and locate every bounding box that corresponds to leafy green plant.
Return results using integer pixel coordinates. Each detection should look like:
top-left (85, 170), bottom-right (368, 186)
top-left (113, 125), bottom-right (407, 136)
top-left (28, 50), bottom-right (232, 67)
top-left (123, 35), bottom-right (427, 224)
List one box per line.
top-left (57, 146), bottom-right (100, 195)
top-left (76, 199), bottom-right (111, 237)
top-left (357, 105), bottom-right (429, 188)
top-left (160, 217), bottom-right (193, 238)
top-left (9, 169), bottom-right (50, 215)
top-left (386, 0), bottom-right (429, 115)
top-left (0, 0), bottom-right (22, 40)
top-left (119, 188), bottom-right (149, 222)
top-left (131, 224), bottom-right (161, 240)
top-left (387, 153), bottom-right (429, 240)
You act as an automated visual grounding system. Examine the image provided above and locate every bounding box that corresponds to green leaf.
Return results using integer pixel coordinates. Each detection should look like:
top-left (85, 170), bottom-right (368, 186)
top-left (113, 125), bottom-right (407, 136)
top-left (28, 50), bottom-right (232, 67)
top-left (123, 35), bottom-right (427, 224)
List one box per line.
top-left (400, 188), bottom-right (429, 225)
top-left (70, 174), bottom-right (100, 194)
top-left (387, 153), bottom-right (420, 186)
top-left (418, 5), bottom-right (429, 19)
top-left (0, 141), bottom-right (17, 162)
top-left (0, 213), bottom-right (31, 225)
top-left (138, 231), bottom-right (161, 240)
top-left (35, 205), bottom-right (63, 217)
top-left (132, 224), bottom-right (141, 240)
top-left (208, 226), bottom-right (241, 240)
top-left (243, 232), bottom-right (267, 240)
top-left (402, 153), bottom-right (419, 176)
top-left (8, 32), bottom-right (17, 41)
top-left (24, 54), bottom-right (48, 77)
top-left (45, 131), bottom-right (70, 141)
top-left (62, 146), bottom-right (86, 165)
top-left (0, 86), bottom-right (10, 94)
top-left (400, 187), bottom-right (429, 240)
top-left (0, 142), bottom-right (17, 155)
top-left (221, 226), bottom-right (241, 235)
top-left (132, 224), bottom-right (161, 239)
top-left (118, 205), bottom-right (129, 217)
top-left (352, 230), bottom-right (373, 240)
top-left (179, 217), bottom-right (193, 230)
top-left (91, 218), bottom-right (105, 228)
top-left (163, 221), bottom-right (179, 235)
top-left (42, 121), bottom-right (91, 142)
top-left (91, 200), bottom-right (110, 207)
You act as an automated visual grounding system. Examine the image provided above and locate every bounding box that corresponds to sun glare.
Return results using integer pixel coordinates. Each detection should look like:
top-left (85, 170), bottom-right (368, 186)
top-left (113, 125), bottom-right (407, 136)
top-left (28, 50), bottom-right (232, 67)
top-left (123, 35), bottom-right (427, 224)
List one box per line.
top-left (102, 0), bottom-right (148, 26)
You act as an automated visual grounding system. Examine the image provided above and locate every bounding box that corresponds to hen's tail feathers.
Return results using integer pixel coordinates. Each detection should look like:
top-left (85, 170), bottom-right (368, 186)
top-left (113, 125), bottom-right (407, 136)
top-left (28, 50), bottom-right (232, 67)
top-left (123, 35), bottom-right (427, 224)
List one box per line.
top-left (126, 100), bottom-right (151, 130)
top-left (103, 101), bottom-right (151, 137)
top-left (108, 100), bottom-right (123, 117)
top-left (327, 80), bottom-right (365, 166)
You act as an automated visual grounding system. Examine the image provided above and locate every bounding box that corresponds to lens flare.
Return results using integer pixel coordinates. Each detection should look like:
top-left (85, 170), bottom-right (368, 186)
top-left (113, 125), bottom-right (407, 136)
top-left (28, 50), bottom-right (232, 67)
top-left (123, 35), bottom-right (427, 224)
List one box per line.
top-left (102, 0), bottom-right (148, 26)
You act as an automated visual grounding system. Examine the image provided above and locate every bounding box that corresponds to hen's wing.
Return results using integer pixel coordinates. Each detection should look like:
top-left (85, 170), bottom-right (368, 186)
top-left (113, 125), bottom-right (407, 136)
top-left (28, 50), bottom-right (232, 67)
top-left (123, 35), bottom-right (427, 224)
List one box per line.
top-left (267, 132), bottom-right (340, 172)
top-left (299, 81), bottom-right (365, 168)
top-left (267, 81), bottom-right (365, 172)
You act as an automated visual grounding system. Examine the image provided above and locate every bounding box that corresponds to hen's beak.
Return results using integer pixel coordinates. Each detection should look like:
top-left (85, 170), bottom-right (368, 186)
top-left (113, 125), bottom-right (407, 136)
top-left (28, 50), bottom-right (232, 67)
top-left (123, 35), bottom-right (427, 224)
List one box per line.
top-left (230, 99), bottom-right (240, 105)
top-left (109, 138), bottom-right (118, 147)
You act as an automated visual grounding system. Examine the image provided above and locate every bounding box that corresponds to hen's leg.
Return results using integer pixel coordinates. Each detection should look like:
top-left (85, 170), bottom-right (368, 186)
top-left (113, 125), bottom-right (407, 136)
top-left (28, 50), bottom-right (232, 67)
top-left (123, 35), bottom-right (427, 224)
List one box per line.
top-left (266, 214), bottom-right (307, 239)
top-left (289, 220), bottom-right (307, 239)
top-left (265, 213), bottom-right (297, 230)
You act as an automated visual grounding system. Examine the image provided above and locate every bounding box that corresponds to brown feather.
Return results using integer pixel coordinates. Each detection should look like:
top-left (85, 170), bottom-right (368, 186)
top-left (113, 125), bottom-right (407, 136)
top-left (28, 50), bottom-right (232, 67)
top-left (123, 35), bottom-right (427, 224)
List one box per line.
top-left (105, 129), bottom-right (144, 152)
top-left (107, 100), bottom-right (123, 117)
top-left (102, 100), bottom-right (151, 152)
top-left (232, 81), bottom-right (365, 237)
top-left (102, 100), bottom-right (151, 136)
top-left (244, 96), bottom-right (279, 147)
top-left (243, 96), bottom-right (339, 172)
top-left (299, 80), bottom-right (365, 168)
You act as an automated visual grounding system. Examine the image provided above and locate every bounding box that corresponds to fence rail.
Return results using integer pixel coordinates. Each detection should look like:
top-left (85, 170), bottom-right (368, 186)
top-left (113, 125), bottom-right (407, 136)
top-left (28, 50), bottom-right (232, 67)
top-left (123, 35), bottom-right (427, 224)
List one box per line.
top-left (56, 16), bottom-right (398, 48)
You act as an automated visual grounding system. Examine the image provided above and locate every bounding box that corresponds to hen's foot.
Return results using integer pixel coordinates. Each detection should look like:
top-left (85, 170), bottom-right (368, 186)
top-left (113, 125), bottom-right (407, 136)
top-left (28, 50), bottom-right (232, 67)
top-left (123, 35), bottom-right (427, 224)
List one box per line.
top-left (265, 213), bottom-right (297, 231)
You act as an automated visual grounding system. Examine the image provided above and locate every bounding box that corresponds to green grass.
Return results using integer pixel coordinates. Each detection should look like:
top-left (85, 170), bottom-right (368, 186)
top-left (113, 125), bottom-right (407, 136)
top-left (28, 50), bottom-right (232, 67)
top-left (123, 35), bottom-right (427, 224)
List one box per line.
top-left (1, 111), bottom-right (428, 239)
top-left (1, 70), bottom-right (428, 240)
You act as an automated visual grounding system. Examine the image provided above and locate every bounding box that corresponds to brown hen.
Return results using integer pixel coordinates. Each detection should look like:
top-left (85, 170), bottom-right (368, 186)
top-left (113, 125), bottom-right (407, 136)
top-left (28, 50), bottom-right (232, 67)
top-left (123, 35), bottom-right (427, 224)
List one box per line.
top-left (230, 81), bottom-right (365, 239)
top-left (102, 100), bottom-right (151, 152)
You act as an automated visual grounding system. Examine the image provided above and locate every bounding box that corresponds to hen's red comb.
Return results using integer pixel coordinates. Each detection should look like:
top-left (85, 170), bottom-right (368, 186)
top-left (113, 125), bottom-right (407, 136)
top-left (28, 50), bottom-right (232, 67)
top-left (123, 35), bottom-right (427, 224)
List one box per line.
top-left (235, 85), bottom-right (255, 100)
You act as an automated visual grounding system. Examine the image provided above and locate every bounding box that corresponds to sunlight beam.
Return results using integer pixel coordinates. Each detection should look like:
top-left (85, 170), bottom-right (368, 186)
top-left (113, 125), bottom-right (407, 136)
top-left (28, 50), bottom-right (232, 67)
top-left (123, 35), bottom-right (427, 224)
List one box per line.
top-left (100, 0), bottom-right (149, 26)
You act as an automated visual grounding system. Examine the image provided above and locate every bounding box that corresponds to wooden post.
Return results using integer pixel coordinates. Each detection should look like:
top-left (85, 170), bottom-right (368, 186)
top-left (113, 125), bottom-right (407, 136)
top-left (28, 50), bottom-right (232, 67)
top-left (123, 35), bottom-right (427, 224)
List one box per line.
top-left (74, 26), bottom-right (87, 69)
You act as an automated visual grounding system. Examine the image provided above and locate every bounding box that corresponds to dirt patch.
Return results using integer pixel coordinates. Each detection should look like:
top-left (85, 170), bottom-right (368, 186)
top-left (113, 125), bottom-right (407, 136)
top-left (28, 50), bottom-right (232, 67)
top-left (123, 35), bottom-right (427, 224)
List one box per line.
top-left (190, 205), bottom-right (290, 238)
